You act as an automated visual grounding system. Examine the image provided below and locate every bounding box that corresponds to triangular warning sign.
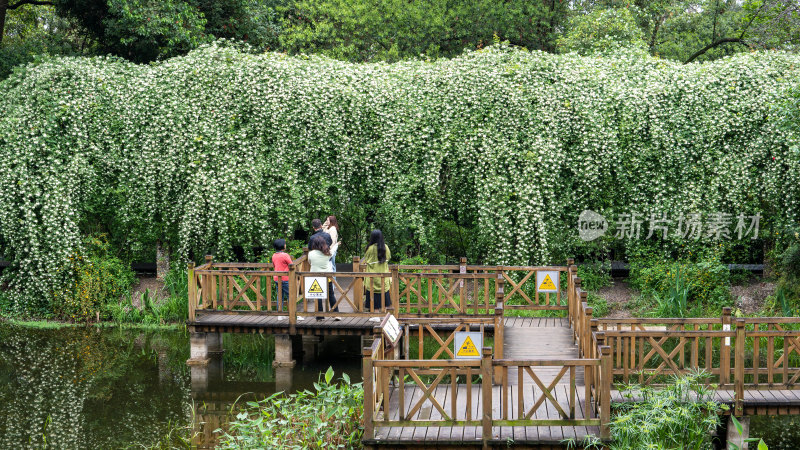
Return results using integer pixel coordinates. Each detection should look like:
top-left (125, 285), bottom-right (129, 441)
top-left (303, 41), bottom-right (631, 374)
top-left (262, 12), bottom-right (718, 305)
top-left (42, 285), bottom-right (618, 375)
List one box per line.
top-left (539, 274), bottom-right (556, 291)
top-left (457, 336), bottom-right (480, 357)
top-left (308, 279), bottom-right (324, 294)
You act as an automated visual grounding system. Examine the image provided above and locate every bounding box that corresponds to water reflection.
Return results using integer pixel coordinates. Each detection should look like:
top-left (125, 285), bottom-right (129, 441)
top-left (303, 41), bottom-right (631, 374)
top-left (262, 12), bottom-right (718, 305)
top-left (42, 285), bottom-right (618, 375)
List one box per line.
top-left (0, 324), bottom-right (361, 449)
top-left (749, 415), bottom-right (800, 449)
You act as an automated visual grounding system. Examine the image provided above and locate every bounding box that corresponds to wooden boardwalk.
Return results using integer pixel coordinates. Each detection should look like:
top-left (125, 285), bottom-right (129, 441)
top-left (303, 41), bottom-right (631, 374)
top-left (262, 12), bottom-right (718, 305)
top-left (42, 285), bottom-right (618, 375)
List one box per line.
top-left (186, 260), bottom-right (800, 447)
top-left (373, 385), bottom-right (598, 446)
top-left (367, 317), bottom-right (599, 447)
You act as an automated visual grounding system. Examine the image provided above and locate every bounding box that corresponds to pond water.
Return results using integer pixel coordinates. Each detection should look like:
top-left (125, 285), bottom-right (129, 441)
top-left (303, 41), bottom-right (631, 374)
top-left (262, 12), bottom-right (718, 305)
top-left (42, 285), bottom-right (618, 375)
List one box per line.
top-left (0, 323), bottom-right (361, 449)
top-left (749, 415), bottom-right (800, 449)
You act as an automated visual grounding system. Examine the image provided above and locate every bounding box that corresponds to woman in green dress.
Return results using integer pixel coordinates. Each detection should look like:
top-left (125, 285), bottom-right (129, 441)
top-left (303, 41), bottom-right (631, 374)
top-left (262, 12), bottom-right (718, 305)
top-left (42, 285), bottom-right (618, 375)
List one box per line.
top-left (362, 229), bottom-right (391, 311)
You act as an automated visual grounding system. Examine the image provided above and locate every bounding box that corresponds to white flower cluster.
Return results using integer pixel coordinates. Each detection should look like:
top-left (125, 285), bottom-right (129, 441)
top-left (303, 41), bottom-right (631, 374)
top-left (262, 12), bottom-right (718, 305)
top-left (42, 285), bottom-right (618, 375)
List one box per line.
top-left (0, 43), bottom-right (798, 306)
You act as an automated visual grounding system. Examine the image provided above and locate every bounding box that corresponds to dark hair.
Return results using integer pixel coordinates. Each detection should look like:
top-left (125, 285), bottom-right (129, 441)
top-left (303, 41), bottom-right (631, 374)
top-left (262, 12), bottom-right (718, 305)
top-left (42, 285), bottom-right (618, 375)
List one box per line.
top-left (310, 235), bottom-right (331, 256)
top-left (311, 218), bottom-right (322, 229)
top-left (273, 239), bottom-right (286, 251)
top-left (327, 215), bottom-right (339, 231)
top-left (368, 229), bottom-right (386, 263)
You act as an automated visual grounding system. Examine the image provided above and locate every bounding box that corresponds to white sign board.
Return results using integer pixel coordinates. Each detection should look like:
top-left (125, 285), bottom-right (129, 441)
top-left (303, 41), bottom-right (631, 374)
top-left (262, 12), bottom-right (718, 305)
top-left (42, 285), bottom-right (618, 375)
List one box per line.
top-left (382, 314), bottom-right (401, 343)
top-left (304, 276), bottom-right (328, 299)
top-left (536, 270), bottom-right (559, 293)
top-left (454, 331), bottom-right (483, 360)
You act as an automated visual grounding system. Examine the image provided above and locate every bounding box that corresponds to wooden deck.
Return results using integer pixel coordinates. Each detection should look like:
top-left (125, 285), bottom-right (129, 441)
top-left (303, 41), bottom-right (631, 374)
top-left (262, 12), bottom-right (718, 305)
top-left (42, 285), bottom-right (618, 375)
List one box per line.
top-left (372, 384), bottom-right (598, 446)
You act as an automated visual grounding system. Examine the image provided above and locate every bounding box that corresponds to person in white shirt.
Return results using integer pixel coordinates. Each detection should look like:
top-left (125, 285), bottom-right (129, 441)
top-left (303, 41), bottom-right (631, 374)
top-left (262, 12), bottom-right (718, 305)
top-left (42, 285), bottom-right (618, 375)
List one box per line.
top-left (322, 215), bottom-right (340, 272)
top-left (309, 235), bottom-right (340, 320)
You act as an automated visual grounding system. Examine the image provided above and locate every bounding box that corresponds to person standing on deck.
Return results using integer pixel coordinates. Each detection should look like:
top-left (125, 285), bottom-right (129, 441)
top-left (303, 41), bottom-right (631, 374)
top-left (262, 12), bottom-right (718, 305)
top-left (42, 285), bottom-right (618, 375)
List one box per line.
top-left (309, 235), bottom-right (340, 320)
top-left (363, 229), bottom-right (392, 311)
top-left (271, 239), bottom-right (292, 311)
top-left (308, 218), bottom-right (332, 248)
top-left (322, 216), bottom-right (340, 272)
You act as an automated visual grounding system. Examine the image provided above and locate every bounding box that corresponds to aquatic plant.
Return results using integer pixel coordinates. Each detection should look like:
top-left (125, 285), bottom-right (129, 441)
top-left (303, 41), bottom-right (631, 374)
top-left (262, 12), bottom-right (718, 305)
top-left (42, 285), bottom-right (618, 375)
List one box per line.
top-left (216, 367), bottom-right (363, 449)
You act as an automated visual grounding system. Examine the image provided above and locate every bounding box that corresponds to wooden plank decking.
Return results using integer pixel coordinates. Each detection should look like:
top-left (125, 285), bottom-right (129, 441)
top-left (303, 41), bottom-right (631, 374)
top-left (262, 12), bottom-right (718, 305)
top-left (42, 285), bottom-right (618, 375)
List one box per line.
top-left (372, 384), bottom-right (599, 445)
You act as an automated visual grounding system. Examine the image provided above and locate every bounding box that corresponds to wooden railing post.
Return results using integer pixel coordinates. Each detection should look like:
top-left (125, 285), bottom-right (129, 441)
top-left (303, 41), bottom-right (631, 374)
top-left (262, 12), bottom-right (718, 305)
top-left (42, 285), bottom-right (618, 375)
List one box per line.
top-left (363, 345), bottom-right (375, 440)
top-left (721, 307), bottom-right (732, 387)
top-left (391, 265), bottom-right (400, 314)
top-left (600, 345), bottom-right (612, 440)
top-left (288, 263), bottom-right (297, 333)
top-left (301, 247), bottom-right (310, 271)
top-left (188, 262), bottom-right (196, 322)
top-left (481, 346), bottom-right (493, 447)
top-left (566, 258), bottom-right (575, 325)
top-left (494, 283), bottom-right (504, 383)
top-left (353, 256), bottom-right (363, 312)
top-left (459, 257), bottom-right (467, 313)
top-left (583, 301), bottom-right (592, 358)
top-left (735, 318), bottom-right (745, 416)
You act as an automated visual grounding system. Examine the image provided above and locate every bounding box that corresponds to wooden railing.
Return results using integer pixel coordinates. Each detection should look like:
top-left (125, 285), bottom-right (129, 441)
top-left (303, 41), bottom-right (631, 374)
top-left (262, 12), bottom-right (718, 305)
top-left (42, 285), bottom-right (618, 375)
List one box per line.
top-left (362, 342), bottom-right (612, 443)
top-left (188, 254), bottom-right (574, 322)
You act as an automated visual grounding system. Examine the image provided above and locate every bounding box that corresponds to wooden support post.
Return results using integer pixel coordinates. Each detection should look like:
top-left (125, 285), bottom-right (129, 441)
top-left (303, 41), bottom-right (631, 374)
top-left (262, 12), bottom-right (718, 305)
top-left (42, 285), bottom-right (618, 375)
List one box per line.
top-left (188, 262), bottom-right (196, 322)
top-left (583, 301), bottom-right (593, 358)
top-left (205, 254), bottom-right (213, 266)
top-left (288, 263), bottom-right (297, 334)
top-left (363, 345), bottom-right (375, 440)
top-left (459, 257), bottom-right (467, 313)
top-left (481, 346), bottom-right (493, 448)
top-left (494, 284), bottom-right (504, 383)
top-left (600, 345), bottom-right (612, 440)
top-left (567, 261), bottom-right (575, 328)
top-left (735, 318), bottom-right (745, 416)
top-left (391, 265), bottom-right (400, 314)
top-left (575, 277), bottom-right (583, 345)
top-left (353, 256), bottom-right (363, 312)
top-left (301, 247), bottom-right (310, 271)
top-left (721, 307), bottom-right (732, 387)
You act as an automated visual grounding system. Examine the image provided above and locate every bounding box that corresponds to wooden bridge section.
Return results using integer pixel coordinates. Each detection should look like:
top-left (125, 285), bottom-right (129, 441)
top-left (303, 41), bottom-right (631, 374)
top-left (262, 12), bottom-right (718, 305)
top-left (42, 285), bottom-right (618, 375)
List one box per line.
top-left (186, 255), bottom-right (800, 448)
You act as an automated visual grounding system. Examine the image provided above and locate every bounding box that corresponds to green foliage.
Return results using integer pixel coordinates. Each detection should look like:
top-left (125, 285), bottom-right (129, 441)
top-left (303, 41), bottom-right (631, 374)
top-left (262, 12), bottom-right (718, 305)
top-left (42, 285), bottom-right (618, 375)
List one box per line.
top-left (259, 239), bottom-right (306, 263)
top-left (654, 268), bottom-right (689, 318)
top-left (51, 235), bottom-right (135, 321)
top-left (557, 8), bottom-right (646, 55)
top-left (629, 251), bottom-right (732, 314)
top-left (2, 44), bottom-right (800, 307)
top-left (0, 4), bottom-right (89, 80)
top-left (216, 368), bottom-right (363, 449)
top-left (587, 292), bottom-right (610, 317)
top-left (51, 0), bottom-right (284, 63)
top-left (105, 265), bottom-right (188, 325)
top-left (576, 261), bottom-right (612, 291)
top-left (610, 371), bottom-right (724, 449)
top-left (280, 0), bottom-right (568, 62)
top-left (729, 415), bottom-right (769, 450)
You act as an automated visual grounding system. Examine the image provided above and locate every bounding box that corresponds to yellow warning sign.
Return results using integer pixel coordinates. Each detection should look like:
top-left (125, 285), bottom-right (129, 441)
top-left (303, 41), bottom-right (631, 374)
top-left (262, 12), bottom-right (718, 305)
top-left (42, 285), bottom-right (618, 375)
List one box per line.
top-left (539, 274), bottom-right (556, 291)
top-left (308, 279), bottom-right (324, 294)
top-left (457, 336), bottom-right (480, 357)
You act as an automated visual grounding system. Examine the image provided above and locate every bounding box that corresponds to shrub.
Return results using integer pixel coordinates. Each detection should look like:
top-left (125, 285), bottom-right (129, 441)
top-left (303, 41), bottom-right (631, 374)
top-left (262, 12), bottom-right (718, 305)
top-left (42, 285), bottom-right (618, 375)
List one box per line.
top-left (610, 371), bottom-right (725, 449)
top-left (2, 43), bottom-right (800, 307)
top-left (587, 292), bottom-right (609, 317)
top-left (629, 252), bottom-right (731, 312)
top-left (52, 235), bottom-right (135, 322)
top-left (576, 261), bottom-right (612, 291)
top-left (105, 264), bottom-right (189, 324)
top-left (216, 368), bottom-right (363, 449)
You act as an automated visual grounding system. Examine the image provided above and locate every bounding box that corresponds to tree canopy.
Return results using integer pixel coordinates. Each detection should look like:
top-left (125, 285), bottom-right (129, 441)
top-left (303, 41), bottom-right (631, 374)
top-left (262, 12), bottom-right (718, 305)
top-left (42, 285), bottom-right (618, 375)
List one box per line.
top-left (1, 0), bottom-right (799, 79)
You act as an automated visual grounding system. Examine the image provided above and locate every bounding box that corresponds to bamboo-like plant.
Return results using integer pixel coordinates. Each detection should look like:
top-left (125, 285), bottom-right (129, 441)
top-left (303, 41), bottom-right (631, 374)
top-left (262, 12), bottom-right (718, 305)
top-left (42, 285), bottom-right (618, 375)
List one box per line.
top-left (610, 371), bottom-right (724, 449)
top-left (216, 368), bottom-right (363, 449)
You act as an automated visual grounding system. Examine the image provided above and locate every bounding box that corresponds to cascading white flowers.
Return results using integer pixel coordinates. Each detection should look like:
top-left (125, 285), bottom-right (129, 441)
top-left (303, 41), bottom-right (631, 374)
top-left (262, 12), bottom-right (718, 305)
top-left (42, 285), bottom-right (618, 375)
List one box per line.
top-left (0, 42), bottom-right (798, 308)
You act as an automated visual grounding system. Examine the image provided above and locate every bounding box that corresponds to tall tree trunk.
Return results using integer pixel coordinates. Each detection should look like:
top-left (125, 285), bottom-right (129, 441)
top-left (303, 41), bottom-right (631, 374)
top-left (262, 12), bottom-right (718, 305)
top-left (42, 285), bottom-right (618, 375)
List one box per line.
top-left (0, 0), bottom-right (9, 45)
top-left (156, 240), bottom-right (170, 280)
